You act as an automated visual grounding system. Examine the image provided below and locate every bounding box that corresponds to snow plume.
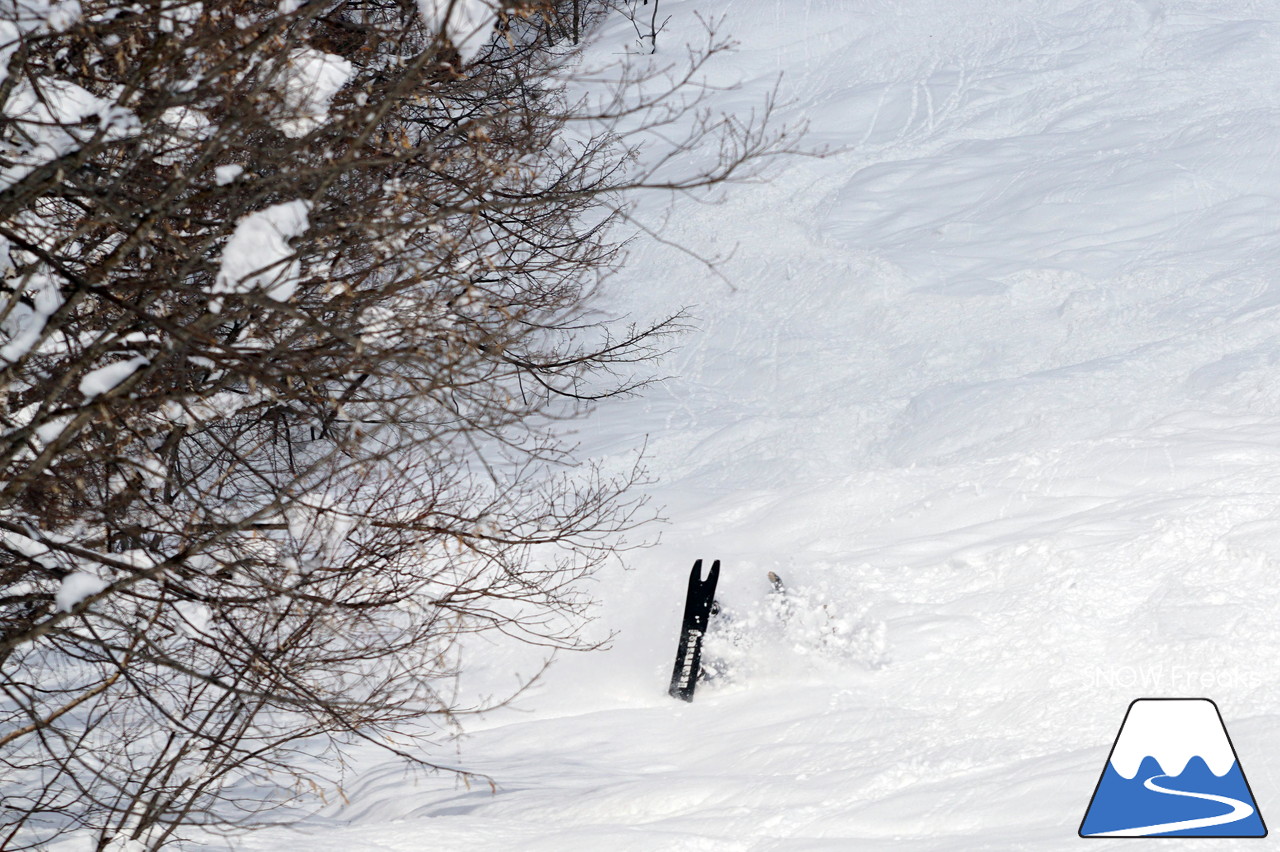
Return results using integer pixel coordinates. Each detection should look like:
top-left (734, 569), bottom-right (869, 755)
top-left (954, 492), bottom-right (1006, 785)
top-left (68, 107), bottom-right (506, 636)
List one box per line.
top-left (700, 565), bottom-right (889, 687)
top-left (274, 47), bottom-right (353, 138)
top-left (211, 200), bottom-right (312, 310)
top-left (418, 0), bottom-right (496, 64)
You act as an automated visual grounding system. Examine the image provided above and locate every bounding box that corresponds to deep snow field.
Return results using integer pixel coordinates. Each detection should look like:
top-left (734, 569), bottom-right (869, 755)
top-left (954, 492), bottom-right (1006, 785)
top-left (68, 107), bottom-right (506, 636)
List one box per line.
top-left (242, 0), bottom-right (1280, 848)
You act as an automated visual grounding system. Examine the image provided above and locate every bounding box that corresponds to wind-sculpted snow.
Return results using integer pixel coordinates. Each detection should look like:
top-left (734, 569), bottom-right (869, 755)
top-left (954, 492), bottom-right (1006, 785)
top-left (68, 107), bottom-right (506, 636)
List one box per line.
top-left (234, 0), bottom-right (1280, 848)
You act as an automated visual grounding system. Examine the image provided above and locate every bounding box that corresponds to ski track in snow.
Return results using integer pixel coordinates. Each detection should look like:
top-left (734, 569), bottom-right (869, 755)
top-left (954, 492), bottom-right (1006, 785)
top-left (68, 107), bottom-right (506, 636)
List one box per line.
top-left (235, 0), bottom-right (1280, 849)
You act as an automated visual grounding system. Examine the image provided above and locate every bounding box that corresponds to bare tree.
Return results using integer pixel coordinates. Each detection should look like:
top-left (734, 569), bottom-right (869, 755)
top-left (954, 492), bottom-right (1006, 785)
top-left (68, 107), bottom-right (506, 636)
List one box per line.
top-left (612, 0), bottom-right (667, 53)
top-left (0, 0), bottom-right (794, 848)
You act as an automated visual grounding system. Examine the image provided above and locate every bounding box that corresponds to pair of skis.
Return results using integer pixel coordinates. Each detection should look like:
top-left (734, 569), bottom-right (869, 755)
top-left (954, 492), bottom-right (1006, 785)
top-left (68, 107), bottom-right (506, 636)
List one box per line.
top-left (668, 560), bottom-right (785, 701)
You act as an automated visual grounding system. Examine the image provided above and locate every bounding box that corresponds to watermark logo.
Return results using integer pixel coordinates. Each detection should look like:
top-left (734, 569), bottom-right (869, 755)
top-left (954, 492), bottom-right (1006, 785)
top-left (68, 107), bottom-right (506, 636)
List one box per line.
top-left (1086, 665), bottom-right (1262, 691)
top-left (1079, 698), bottom-right (1266, 837)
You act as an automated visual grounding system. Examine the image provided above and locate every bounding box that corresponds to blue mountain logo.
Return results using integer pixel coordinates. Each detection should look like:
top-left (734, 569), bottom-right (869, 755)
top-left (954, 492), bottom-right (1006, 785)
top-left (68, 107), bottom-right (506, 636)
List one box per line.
top-left (1080, 698), bottom-right (1266, 837)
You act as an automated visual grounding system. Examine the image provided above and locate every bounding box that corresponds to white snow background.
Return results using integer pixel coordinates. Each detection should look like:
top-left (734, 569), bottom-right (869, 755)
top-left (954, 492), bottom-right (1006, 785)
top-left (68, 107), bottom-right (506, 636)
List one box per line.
top-left (226, 0), bottom-right (1280, 849)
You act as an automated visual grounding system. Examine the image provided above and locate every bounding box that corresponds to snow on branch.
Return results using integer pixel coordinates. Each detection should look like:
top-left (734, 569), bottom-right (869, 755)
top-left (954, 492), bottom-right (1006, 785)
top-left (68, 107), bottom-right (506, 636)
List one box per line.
top-left (211, 200), bottom-right (313, 309)
top-left (275, 47), bottom-right (353, 138)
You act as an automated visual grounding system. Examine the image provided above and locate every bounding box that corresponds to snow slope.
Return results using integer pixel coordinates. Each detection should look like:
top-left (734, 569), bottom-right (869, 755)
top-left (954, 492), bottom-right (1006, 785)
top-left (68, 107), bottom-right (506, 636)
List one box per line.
top-left (241, 0), bottom-right (1280, 848)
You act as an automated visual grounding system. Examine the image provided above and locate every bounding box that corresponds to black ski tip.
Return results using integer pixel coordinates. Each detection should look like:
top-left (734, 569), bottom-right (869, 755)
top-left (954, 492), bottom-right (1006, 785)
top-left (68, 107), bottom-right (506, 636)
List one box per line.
top-left (688, 558), bottom-right (720, 590)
